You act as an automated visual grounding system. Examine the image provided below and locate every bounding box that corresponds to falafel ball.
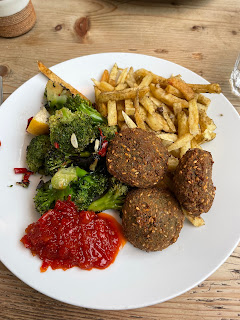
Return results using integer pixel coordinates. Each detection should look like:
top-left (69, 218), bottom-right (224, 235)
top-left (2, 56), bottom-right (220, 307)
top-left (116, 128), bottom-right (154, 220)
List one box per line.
top-left (122, 188), bottom-right (184, 252)
top-left (106, 128), bottom-right (169, 188)
top-left (173, 148), bottom-right (215, 216)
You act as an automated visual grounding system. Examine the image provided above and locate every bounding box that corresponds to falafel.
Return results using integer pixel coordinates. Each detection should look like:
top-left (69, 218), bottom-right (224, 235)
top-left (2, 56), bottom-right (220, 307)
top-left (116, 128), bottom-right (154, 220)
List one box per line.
top-left (106, 128), bottom-right (169, 188)
top-left (122, 188), bottom-right (184, 252)
top-left (173, 148), bottom-right (215, 216)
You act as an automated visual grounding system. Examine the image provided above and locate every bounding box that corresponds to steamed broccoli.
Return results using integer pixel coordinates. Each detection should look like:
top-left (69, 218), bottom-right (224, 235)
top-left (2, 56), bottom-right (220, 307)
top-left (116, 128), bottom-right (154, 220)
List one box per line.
top-left (44, 80), bottom-right (71, 113)
top-left (34, 180), bottom-right (73, 215)
top-left (34, 167), bottom-right (108, 214)
top-left (26, 135), bottom-right (51, 173)
top-left (88, 177), bottom-right (129, 212)
top-left (65, 95), bottom-right (107, 124)
top-left (49, 107), bottom-right (96, 154)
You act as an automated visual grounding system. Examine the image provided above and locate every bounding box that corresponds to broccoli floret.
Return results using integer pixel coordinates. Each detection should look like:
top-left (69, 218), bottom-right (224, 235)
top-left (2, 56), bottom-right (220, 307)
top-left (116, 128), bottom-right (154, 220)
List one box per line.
top-left (44, 147), bottom-right (72, 176)
top-left (26, 135), bottom-right (51, 173)
top-left (71, 169), bottom-right (108, 210)
top-left (34, 167), bottom-right (108, 214)
top-left (97, 123), bottom-right (118, 142)
top-left (65, 95), bottom-right (107, 124)
top-left (49, 107), bottom-right (96, 154)
top-left (34, 180), bottom-right (74, 215)
top-left (44, 80), bottom-right (71, 113)
top-left (88, 177), bottom-right (129, 212)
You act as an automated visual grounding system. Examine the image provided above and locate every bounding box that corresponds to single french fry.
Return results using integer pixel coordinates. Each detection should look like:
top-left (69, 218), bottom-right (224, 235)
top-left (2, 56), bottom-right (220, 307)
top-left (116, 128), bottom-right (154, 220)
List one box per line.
top-left (194, 131), bottom-right (216, 145)
top-left (117, 68), bottom-right (128, 85)
top-left (107, 100), bottom-right (117, 126)
top-left (180, 141), bottom-right (191, 158)
top-left (138, 104), bottom-right (147, 121)
top-left (94, 86), bottom-right (101, 103)
top-left (134, 90), bottom-right (146, 130)
top-left (199, 109), bottom-right (216, 133)
top-left (91, 79), bottom-right (114, 92)
top-left (188, 83), bottom-right (221, 94)
top-left (156, 133), bottom-right (178, 142)
top-left (197, 94), bottom-right (211, 107)
top-left (150, 84), bottom-right (189, 109)
top-left (116, 100), bottom-right (125, 121)
top-left (140, 96), bottom-right (155, 114)
top-left (125, 99), bottom-right (135, 115)
top-left (122, 111), bottom-right (137, 128)
top-left (167, 156), bottom-right (179, 172)
top-left (135, 111), bottom-right (147, 130)
top-left (116, 100), bottom-right (125, 110)
top-left (38, 61), bottom-right (89, 101)
top-left (168, 133), bottom-right (193, 152)
top-left (163, 111), bottom-right (176, 132)
top-left (178, 111), bottom-right (189, 137)
top-left (197, 103), bottom-right (208, 113)
top-left (138, 74), bottom-right (153, 88)
top-left (115, 83), bottom-right (128, 91)
top-left (188, 99), bottom-right (200, 135)
top-left (173, 102), bottom-right (182, 116)
top-left (98, 102), bottom-right (108, 118)
top-left (168, 77), bottom-right (195, 101)
top-left (165, 84), bottom-right (184, 98)
top-left (182, 208), bottom-right (205, 227)
top-left (126, 67), bottom-right (136, 88)
top-left (98, 87), bottom-right (149, 103)
top-left (100, 69), bottom-right (110, 82)
top-left (191, 137), bottom-right (203, 149)
top-left (134, 69), bottom-right (168, 87)
top-left (109, 63), bottom-right (118, 86)
top-left (146, 112), bottom-right (170, 132)
top-left (118, 120), bottom-right (125, 129)
top-left (149, 96), bottom-right (166, 108)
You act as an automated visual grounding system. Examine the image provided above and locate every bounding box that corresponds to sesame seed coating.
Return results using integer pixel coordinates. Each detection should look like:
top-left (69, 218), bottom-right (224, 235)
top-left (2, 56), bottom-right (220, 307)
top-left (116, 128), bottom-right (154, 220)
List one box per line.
top-left (106, 128), bottom-right (169, 188)
top-left (122, 188), bottom-right (184, 252)
top-left (173, 148), bottom-right (215, 216)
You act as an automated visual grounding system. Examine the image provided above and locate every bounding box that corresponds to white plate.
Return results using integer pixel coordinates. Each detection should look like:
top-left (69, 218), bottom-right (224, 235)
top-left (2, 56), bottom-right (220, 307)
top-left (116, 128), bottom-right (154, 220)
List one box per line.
top-left (0, 53), bottom-right (240, 310)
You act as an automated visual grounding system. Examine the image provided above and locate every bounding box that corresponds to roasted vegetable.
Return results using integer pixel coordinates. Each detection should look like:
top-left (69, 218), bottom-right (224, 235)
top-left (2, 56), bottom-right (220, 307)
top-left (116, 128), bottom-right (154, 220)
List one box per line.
top-left (44, 80), bottom-right (71, 113)
top-left (49, 107), bottom-right (96, 154)
top-left (34, 167), bottom-right (108, 214)
top-left (26, 135), bottom-right (51, 173)
top-left (88, 177), bottom-right (129, 212)
top-left (65, 95), bottom-right (107, 124)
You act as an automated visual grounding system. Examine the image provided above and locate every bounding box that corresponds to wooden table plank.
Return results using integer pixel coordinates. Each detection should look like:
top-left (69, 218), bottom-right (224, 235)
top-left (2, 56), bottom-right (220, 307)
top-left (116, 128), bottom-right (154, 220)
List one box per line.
top-left (0, 0), bottom-right (239, 318)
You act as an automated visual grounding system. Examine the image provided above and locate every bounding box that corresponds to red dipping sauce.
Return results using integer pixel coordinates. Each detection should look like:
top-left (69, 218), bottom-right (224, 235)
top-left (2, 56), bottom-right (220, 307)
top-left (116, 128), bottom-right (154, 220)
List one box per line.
top-left (21, 200), bottom-right (125, 272)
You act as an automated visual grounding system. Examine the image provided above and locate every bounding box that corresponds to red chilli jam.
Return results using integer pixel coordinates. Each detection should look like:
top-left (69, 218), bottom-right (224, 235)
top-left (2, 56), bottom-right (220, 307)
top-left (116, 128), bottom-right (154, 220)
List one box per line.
top-left (21, 200), bottom-right (125, 272)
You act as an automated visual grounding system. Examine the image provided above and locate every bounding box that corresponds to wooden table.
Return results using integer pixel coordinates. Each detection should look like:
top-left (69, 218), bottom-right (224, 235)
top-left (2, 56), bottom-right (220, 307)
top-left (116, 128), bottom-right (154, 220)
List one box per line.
top-left (1, 0), bottom-right (239, 319)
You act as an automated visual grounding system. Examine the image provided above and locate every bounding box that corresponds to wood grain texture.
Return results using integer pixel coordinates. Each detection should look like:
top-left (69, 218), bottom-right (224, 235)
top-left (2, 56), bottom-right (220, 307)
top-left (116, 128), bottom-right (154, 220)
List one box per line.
top-left (0, 0), bottom-right (240, 319)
